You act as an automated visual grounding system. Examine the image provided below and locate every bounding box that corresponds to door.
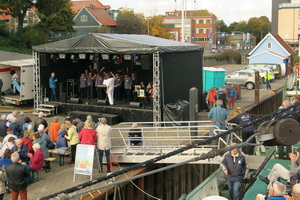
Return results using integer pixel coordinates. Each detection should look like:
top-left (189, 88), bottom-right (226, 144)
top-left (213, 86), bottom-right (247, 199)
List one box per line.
top-left (20, 65), bottom-right (33, 100)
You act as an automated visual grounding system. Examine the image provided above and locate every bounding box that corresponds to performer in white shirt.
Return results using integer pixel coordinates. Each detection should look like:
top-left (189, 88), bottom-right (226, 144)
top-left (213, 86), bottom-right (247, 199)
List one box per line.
top-left (103, 72), bottom-right (115, 106)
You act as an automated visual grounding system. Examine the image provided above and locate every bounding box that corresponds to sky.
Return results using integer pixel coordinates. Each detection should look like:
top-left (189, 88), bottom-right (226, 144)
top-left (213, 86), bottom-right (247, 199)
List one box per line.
top-left (100, 0), bottom-right (272, 25)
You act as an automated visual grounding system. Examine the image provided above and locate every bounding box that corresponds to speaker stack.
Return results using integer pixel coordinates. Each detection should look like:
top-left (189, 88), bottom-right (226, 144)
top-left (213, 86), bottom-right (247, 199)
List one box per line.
top-left (130, 102), bottom-right (141, 108)
top-left (97, 99), bottom-right (107, 106)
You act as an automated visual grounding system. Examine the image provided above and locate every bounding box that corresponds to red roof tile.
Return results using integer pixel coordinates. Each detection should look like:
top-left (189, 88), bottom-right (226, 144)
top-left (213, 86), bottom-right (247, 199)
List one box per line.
top-left (71, 0), bottom-right (107, 13)
top-left (85, 7), bottom-right (117, 26)
top-left (271, 33), bottom-right (296, 55)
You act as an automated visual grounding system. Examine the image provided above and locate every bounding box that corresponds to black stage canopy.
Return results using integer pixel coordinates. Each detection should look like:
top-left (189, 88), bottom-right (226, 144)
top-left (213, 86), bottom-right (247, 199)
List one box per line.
top-left (32, 33), bottom-right (204, 120)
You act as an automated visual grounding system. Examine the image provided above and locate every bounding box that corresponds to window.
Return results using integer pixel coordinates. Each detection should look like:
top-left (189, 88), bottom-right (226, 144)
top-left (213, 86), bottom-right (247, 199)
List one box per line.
top-left (298, 21), bottom-right (300, 30)
top-left (206, 19), bottom-right (211, 24)
top-left (198, 29), bottom-right (204, 34)
top-left (298, 10), bottom-right (300, 19)
top-left (198, 19), bottom-right (204, 24)
top-left (267, 43), bottom-right (272, 49)
top-left (194, 37), bottom-right (209, 42)
top-left (81, 15), bottom-right (88, 22)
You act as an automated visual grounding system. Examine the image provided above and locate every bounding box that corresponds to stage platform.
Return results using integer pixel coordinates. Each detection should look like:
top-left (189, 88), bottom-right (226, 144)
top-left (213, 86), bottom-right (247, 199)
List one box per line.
top-left (56, 101), bottom-right (153, 122)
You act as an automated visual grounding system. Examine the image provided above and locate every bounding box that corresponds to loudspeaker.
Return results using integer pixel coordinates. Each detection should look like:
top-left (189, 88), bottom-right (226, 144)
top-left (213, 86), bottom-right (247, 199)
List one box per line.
top-left (69, 98), bottom-right (81, 104)
top-left (141, 55), bottom-right (150, 70)
top-left (60, 92), bottom-right (67, 103)
top-left (97, 99), bottom-right (107, 105)
top-left (40, 54), bottom-right (49, 67)
top-left (130, 102), bottom-right (141, 108)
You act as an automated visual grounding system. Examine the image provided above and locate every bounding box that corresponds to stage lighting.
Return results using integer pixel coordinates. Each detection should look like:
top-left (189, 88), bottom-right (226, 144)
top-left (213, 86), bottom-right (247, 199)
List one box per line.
top-left (79, 54), bottom-right (86, 59)
top-left (102, 54), bottom-right (109, 60)
top-left (50, 54), bottom-right (58, 62)
top-left (59, 54), bottom-right (66, 59)
top-left (124, 55), bottom-right (131, 60)
top-left (70, 54), bottom-right (75, 60)
top-left (89, 54), bottom-right (94, 60)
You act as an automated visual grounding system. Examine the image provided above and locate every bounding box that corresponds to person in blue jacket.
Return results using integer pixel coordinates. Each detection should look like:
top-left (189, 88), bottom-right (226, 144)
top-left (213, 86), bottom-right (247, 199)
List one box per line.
top-left (49, 72), bottom-right (57, 101)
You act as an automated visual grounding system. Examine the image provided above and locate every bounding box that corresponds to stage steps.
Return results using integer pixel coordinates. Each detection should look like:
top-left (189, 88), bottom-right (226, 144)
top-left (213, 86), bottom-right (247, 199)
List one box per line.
top-left (36, 104), bottom-right (59, 116)
top-left (68, 111), bottom-right (119, 125)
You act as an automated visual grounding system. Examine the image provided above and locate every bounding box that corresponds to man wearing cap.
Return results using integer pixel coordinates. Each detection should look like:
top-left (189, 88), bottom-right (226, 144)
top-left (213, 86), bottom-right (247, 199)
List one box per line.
top-left (206, 86), bottom-right (217, 109)
top-left (235, 108), bottom-right (255, 155)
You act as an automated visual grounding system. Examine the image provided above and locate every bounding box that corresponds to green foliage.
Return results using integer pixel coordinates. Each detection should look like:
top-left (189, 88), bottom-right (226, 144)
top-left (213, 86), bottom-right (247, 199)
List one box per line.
top-left (35, 0), bottom-right (75, 32)
top-left (293, 55), bottom-right (300, 66)
top-left (217, 20), bottom-right (229, 33)
top-left (94, 25), bottom-right (110, 33)
top-left (147, 15), bottom-right (172, 39)
top-left (116, 9), bottom-right (146, 34)
top-left (22, 23), bottom-right (48, 46)
top-left (205, 50), bottom-right (241, 63)
top-left (187, 9), bottom-right (213, 16)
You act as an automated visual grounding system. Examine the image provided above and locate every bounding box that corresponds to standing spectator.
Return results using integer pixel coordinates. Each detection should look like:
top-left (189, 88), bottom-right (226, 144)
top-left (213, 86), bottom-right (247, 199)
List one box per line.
top-left (220, 143), bottom-right (248, 200)
top-left (206, 86), bottom-right (217, 109)
top-left (85, 115), bottom-right (96, 128)
top-left (33, 112), bottom-right (47, 132)
top-left (235, 108), bottom-right (255, 155)
top-left (49, 117), bottom-right (60, 142)
top-left (16, 112), bottom-right (26, 130)
top-left (0, 115), bottom-right (7, 140)
top-left (217, 88), bottom-right (228, 109)
top-left (20, 131), bottom-right (33, 154)
top-left (6, 152), bottom-right (29, 200)
top-left (22, 117), bottom-right (31, 132)
top-left (264, 70), bottom-right (272, 90)
top-left (64, 121), bottom-right (79, 167)
top-left (49, 72), bottom-right (57, 101)
top-left (32, 133), bottom-right (49, 158)
top-left (79, 74), bottom-right (87, 98)
top-left (6, 111), bottom-right (17, 127)
top-left (0, 79), bottom-right (3, 106)
top-left (104, 73), bottom-right (115, 106)
top-left (227, 85), bottom-right (237, 110)
top-left (11, 140), bottom-right (29, 164)
top-left (57, 124), bottom-right (68, 148)
top-left (124, 74), bottom-right (132, 103)
top-left (96, 118), bottom-right (112, 173)
top-left (78, 122), bottom-right (97, 145)
top-left (26, 143), bottom-right (44, 183)
top-left (9, 118), bottom-right (22, 138)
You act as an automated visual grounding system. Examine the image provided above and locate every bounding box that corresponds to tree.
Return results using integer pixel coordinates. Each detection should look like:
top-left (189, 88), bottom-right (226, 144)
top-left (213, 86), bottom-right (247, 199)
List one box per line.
top-left (216, 20), bottom-right (228, 33)
top-left (0, 0), bottom-right (33, 32)
top-left (115, 8), bottom-right (146, 34)
top-left (147, 15), bottom-right (172, 39)
top-left (35, 0), bottom-right (75, 32)
top-left (94, 25), bottom-right (110, 33)
top-left (248, 16), bottom-right (271, 42)
top-left (187, 9), bottom-right (212, 16)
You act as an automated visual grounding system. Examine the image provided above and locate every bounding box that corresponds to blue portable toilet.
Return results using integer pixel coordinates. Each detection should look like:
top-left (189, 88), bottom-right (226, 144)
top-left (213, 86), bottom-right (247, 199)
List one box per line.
top-left (203, 67), bottom-right (226, 92)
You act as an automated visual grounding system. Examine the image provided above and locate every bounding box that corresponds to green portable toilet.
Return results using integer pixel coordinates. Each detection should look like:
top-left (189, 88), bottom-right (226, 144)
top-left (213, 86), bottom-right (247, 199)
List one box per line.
top-left (203, 67), bottom-right (226, 92)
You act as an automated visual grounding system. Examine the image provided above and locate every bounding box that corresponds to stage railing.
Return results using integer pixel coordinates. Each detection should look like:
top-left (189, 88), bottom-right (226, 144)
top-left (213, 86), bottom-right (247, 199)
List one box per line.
top-left (110, 121), bottom-right (241, 157)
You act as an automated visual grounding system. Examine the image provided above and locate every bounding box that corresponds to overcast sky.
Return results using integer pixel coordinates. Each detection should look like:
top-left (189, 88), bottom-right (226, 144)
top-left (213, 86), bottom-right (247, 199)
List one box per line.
top-left (100, 0), bottom-right (272, 25)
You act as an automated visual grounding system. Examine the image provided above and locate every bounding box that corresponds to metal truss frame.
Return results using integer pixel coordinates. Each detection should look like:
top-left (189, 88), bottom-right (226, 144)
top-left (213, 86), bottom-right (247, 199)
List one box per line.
top-left (33, 51), bottom-right (41, 113)
top-left (153, 51), bottom-right (161, 122)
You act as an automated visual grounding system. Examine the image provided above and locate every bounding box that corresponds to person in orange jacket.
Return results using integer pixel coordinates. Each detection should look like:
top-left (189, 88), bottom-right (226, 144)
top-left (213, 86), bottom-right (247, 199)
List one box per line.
top-left (206, 86), bottom-right (217, 109)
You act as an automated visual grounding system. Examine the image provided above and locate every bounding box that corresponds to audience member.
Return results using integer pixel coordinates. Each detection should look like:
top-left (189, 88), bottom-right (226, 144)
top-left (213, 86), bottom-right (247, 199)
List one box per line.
top-left (256, 181), bottom-right (286, 200)
top-left (0, 115), bottom-right (7, 140)
top-left (11, 140), bottom-right (28, 163)
top-left (6, 152), bottom-right (29, 200)
top-left (6, 111), bottom-right (17, 127)
top-left (26, 143), bottom-right (44, 183)
top-left (20, 131), bottom-right (33, 154)
top-left (206, 86), bottom-right (217, 109)
top-left (22, 117), bottom-right (31, 132)
top-left (49, 117), bottom-right (60, 142)
top-left (64, 121), bottom-right (79, 167)
top-left (57, 124), bottom-right (68, 148)
top-left (9, 118), bottom-right (22, 138)
top-left (96, 118), bottom-right (112, 173)
top-left (0, 148), bottom-right (12, 168)
top-left (2, 128), bottom-right (18, 146)
top-left (0, 137), bottom-right (15, 157)
top-left (78, 121), bottom-right (97, 145)
top-left (0, 161), bottom-right (7, 200)
top-left (16, 112), bottom-right (26, 129)
top-left (33, 112), bottom-right (48, 132)
top-left (32, 133), bottom-right (49, 158)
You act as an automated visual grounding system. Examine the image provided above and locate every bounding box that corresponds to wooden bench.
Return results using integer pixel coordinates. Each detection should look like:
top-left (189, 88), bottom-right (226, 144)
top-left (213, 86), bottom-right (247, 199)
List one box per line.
top-left (44, 157), bottom-right (56, 173)
top-left (48, 149), bottom-right (71, 166)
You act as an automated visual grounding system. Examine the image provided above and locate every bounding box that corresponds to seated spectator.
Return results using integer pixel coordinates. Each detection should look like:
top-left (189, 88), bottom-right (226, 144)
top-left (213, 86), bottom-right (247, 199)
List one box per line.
top-left (78, 121), bottom-right (97, 145)
top-left (32, 133), bottom-right (49, 158)
top-left (20, 131), bottom-right (33, 154)
top-left (37, 124), bottom-right (50, 142)
top-left (27, 124), bottom-right (33, 131)
top-left (9, 118), bottom-right (22, 138)
top-left (57, 124), bottom-right (68, 148)
top-left (49, 117), bottom-right (60, 142)
top-left (11, 139), bottom-right (28, 163)
top-left (34, 112), bottom-right (48, 132)
top-left (0, 137), bottom-right (15, 157)
top-left (16, 112), bottom-right (26, 129)
top-left (22, 117), bottom-right (31, 132)
top-left (0, 148), bottom-right (12, 168)
top-left (26, 143), bottom-right (44, 183)
top-left (256, 181), bottom-right (286, 200)
top-left (0, 115), bottom-right (7, 140)
top-left (128, 123), bottom-right (142, 146)
top-left (285, 183), bottom-right (300, 200)
top-left (2, 128), bottom-right (18, 146)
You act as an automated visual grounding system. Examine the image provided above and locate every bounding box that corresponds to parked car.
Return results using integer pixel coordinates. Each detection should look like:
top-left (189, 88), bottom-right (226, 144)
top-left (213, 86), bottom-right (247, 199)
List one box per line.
top-left (225, 70), bottom-right (261, 90)
top-left (241, 67), bottom-right (275, 82)
top-left (242, 63), bottom-right (284, 79)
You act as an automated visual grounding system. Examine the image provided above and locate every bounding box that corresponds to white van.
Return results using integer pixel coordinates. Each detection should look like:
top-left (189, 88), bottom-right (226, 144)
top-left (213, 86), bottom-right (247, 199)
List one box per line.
top-left (242, 63), bottom-right (285, 79)
top-left (245, 67), bottom-right (276, 82)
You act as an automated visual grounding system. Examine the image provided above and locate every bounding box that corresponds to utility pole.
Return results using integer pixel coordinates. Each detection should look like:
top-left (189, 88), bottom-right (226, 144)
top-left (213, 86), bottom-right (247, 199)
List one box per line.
top-left (181, 0), bottom-right (185, 42)
top-left (255, 71), bottom-right (260, 102)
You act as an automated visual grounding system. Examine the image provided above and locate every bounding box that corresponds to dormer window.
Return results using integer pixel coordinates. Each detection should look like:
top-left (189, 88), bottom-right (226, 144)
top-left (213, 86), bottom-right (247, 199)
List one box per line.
top-left (81, 15), bottom-right (88, 22)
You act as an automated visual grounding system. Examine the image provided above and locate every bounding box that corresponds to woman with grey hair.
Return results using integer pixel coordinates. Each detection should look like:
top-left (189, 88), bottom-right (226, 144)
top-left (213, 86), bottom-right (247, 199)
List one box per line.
top-left (9, 117), bottom-right (22, 138)
top-left (0, 115), bottom-right (7, 139)
top-left (26, 143), bottom-right (44, 182)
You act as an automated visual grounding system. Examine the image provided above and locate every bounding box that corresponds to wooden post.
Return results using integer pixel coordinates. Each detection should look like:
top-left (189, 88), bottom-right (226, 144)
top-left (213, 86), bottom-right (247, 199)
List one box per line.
top-left (255, 71), bottom-right (260, 102)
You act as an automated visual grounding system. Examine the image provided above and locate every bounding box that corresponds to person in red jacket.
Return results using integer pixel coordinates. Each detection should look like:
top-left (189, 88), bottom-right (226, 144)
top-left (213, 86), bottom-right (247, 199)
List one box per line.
top-left (78, 122), bottom-right (97, 145)
top-left (20, 131), bottom-right (33, 154)
top-left (26, 143), bottom-right (44, 183)
top-left (206, 86), bottom-right (217, 109)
